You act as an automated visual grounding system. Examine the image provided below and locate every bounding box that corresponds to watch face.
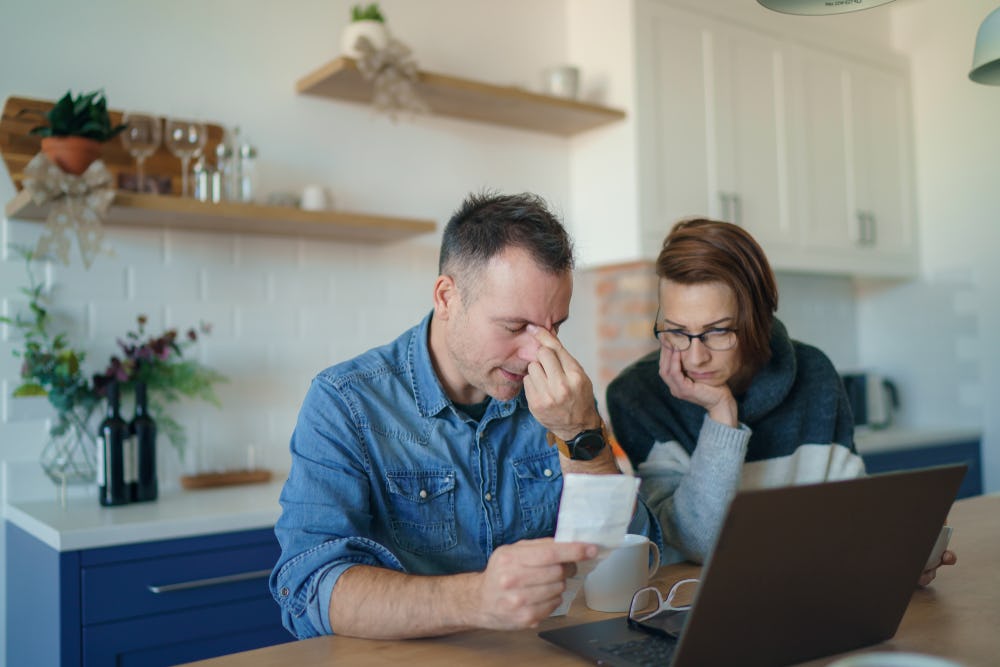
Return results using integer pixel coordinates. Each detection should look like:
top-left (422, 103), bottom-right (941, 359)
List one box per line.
top-left (571, 431), bottom-right (606, 460)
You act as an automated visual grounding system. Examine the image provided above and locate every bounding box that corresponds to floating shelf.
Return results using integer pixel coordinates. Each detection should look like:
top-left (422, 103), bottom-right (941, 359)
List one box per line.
top-left (5, 189), bottom-right (436, 244)
top-left (295, 57), bottom-right (626, 136)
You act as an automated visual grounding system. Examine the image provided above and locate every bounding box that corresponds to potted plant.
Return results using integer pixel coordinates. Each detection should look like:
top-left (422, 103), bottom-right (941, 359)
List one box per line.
top-left (26, 89), bottom-right (126, 175)
top-left (341, 3), bottom-right (389, 59)
top-left (1, 247), bottom-right (225, 485)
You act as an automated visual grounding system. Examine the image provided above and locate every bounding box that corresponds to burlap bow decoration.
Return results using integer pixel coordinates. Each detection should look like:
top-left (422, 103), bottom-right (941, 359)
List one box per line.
top-left (354, 35), bottom-right (430, 120)
top-left (22, 152), bottom-right (115, 268)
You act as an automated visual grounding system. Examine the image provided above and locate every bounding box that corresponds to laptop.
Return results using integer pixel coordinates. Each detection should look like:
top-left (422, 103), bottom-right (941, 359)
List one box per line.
top-left (539, 464), bottom-right (967, 667)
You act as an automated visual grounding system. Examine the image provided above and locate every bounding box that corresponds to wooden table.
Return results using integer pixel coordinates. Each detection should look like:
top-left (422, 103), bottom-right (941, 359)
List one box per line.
top-left (180, 493), bottom-right (1000, 667)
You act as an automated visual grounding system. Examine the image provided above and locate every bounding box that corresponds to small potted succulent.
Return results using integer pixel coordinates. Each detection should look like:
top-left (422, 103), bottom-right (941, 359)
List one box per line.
top-left (341, 3), bottom-right (389, 59)
top-left (26, 89), bottom-right (126, 175)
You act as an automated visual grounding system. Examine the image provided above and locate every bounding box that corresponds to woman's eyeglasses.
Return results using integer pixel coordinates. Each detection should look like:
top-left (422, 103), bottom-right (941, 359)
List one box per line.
top-left (627, 578), bottom-right (700, 639)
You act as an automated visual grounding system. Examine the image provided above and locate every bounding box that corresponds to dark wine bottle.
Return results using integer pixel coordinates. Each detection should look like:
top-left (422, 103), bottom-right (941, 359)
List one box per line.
top-left (97, 381), bottom-right (130, 506)
top-left (131, 381), bottom-right (158, 502)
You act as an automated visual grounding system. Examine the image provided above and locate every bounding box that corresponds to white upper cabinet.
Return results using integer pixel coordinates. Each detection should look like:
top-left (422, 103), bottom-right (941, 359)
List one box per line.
top-left (637, 2), bottom-right (794, 256)
top-left (789, 47), bottom-right (917, 275)
top-left (634, 0), bottom-right (918, 277)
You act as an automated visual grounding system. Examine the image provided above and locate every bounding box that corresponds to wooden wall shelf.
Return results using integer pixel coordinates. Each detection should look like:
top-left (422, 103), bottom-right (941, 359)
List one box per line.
top-left (295, 57), bottom-right (627, 136)
top-left (5, 190), bottom-right (436, 244)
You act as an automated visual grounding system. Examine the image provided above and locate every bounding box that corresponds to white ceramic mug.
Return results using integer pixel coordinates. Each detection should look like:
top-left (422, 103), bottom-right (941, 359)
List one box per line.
top-left (301, 185), bottom-right (331, 211)
top-left (584, 533), bottom-right (661, 612)
top-left (543, 65), bottom-right (581, 99)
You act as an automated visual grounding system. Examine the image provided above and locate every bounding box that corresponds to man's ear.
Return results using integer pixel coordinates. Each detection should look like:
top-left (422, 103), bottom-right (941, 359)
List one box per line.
top-left (432, 274), bottom-right (457, 320)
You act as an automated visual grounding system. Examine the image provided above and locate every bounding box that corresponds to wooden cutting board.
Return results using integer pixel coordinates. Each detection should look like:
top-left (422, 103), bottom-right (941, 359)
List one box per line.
top-left (0, 95), bottom-right (225, 195)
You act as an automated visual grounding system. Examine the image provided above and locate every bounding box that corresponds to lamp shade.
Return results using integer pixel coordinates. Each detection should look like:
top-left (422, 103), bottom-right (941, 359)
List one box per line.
top-left (970, 7), bottom-right (1000, 85)
top-left (757, 0), bottom-right (895, 15)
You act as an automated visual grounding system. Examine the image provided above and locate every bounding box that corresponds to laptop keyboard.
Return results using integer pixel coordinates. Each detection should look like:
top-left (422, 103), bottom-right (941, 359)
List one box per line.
top-left (601, 637), bottom-right (677, 666)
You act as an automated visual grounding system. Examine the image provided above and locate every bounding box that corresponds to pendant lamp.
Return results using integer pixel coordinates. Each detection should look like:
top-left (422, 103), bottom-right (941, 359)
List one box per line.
top-left (757, 0), bottom-right (896, 16)
top-left (970, 7), bottom-right (1000, 85)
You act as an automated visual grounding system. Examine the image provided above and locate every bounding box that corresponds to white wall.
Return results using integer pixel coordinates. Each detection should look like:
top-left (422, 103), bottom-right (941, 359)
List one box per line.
top-left (867, 0), bottom-right (1000, 490)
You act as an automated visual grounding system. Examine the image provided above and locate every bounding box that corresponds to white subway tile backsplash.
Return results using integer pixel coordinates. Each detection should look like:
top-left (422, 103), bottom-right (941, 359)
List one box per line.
top-left (235, 235), bottom-right (300, 268)
top-left (2, 390), bottom-right (53, 424)
top-left (237, 304), bottom-right (300, 340)
top-left (203, 266), bottom-right (269, 303)
top-left (165, 230), bottom-right (238, 267)
top-left (52, 262), bottom-right (130, 301)
top-left (270, 267), bottom-right (331, 305)
top-left (131, 264), bottom-right (203, 303)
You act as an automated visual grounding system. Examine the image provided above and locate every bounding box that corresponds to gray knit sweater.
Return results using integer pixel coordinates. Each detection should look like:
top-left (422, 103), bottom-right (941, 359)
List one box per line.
top-left (607, 319), bottom-right (865, 564)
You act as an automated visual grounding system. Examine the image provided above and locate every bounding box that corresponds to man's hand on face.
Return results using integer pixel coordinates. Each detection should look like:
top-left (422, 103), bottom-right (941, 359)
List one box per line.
top-left (473, 538), bottom-right (597, 630)
top-left (522, 324), bottom-right (602, 441)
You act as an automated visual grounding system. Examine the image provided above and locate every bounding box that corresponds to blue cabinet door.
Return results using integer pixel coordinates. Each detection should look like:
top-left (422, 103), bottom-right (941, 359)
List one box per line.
top-left (5, 523), bottom-right (293, 667)
top-left (862, 440), bottom-right (982, 499)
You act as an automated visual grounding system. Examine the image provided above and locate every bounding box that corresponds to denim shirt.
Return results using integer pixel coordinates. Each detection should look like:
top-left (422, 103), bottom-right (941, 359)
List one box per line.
top-left (270, 312), bottom-right (660, 639)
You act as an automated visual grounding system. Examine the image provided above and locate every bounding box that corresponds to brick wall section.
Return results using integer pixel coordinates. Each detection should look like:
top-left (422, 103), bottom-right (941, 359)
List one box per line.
top-left (591, 260), bottom-right (660, 389)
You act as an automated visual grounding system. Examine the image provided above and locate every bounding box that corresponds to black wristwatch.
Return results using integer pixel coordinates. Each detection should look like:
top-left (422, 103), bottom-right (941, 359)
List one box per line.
top-left (547, 423), bottom-right (608, 461)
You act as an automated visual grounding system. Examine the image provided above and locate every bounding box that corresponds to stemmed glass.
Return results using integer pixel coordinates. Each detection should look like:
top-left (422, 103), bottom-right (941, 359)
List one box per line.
top-left (164, 119), bottom-right (207, 197)
top-left (120, 113), bottom-right (162, 193)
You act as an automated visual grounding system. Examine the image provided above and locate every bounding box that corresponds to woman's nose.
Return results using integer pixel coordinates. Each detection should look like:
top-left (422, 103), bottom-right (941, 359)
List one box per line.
top-left (684, 338), bottom-right (711, 364)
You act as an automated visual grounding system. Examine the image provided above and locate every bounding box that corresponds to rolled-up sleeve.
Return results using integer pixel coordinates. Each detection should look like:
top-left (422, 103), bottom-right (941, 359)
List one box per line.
top-left (269, 377), bottom-right (404, 639)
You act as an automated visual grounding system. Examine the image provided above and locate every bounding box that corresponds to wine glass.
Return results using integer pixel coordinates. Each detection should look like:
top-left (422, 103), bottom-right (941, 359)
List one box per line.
top-left (165, 119), bottom-right (207, 197)
top-left (120, 113), bottom-right (162, 193)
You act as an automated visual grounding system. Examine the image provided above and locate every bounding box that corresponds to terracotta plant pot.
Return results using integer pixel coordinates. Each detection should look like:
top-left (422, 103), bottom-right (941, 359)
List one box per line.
top-left (40, 136), bottom-right (103, 175)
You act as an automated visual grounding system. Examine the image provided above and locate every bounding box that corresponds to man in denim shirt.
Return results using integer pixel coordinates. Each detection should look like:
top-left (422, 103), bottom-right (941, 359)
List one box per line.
top-left (271, 191), bottom-right (660, 640)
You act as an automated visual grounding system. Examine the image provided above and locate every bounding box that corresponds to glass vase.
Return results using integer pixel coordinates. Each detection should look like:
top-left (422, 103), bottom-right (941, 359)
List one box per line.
top-left (40, 409), bottom-right (98, 486)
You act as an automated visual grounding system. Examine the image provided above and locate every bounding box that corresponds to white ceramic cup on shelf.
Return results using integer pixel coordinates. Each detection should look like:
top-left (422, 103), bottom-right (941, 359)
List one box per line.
top-left (301, 185), bottom-right (332, 211)
top-left (584, 533), bottom-right (661, 612)
top-left (543, 65), bottom-right (581, 99)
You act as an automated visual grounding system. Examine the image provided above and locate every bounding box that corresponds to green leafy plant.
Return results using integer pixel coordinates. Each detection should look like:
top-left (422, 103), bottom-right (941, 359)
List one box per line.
top-left (1, 246), bottom-right (225, 457)
top-left (25, 89), bottom-right (126, 141)
top-left (351, 3), bottom-right (385, 22)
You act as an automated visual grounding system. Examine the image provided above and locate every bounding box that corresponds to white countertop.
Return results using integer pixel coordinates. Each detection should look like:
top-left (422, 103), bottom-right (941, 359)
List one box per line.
top-left (4, 478), bottom-right (285, 552)
top-left (853, 427), bottom-right (981, 454)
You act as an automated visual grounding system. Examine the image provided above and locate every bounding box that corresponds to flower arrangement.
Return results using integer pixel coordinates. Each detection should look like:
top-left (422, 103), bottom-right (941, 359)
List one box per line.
top-left (1, 247), bottom-right (225, 462)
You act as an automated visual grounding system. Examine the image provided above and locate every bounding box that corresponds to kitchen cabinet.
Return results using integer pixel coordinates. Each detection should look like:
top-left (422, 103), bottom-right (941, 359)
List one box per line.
top-left (634, 0), bottom-right (917, 277)
top-left (789, 48), bottom-right (917, 276)
top-left (6, 523), bottom-right (289, 667)
top-left (636, 2), bottom-right (795, 255)
top-left (858, 435), bottom-right (982, 500)
top-left (296, 57), bottom-right (627, 136)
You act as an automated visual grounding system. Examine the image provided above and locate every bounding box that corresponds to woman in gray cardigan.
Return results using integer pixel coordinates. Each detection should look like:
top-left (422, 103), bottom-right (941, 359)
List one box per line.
top-left (606, 218), bottom-right (952, 586)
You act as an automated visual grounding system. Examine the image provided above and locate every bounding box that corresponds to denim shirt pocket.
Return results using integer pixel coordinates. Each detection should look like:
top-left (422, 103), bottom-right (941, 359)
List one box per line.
top-left (385, 468), bottom-right (458, 554)
top-left (511, 449), bottom-right (562, 538)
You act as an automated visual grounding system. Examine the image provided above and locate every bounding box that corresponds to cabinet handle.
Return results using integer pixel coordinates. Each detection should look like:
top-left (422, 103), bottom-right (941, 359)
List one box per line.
top-left (732, 194), bottom-right (743, 227)
top-left (718, 192), bottom-right (731, 222)
top-left (856, 210), bottom-right (867, 246)
top-left (147, 568), bottom-right (272, 594)
top-left (866, 212), bottom-right (877, 245)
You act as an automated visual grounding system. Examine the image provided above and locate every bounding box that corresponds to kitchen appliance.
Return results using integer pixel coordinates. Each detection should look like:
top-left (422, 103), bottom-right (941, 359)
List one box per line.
top-left (841, 372), bottom-right (899, 429)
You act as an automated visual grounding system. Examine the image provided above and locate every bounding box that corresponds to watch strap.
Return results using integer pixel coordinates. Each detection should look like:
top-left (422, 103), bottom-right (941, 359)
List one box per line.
top-left (547, 421), bottom-right (609, 459)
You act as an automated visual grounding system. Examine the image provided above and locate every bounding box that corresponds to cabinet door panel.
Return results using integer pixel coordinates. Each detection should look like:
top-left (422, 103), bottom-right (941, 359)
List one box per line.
top-left (639, 3), bottom-right (712, 250)
top-left (82, 539), bottom-right (279, 624)
top-left (850, 62), bottom-right (914, 256)
top-left (713, 24), bottom-right (792, 250)
top-left (83, 596), bottom-right (291, 667)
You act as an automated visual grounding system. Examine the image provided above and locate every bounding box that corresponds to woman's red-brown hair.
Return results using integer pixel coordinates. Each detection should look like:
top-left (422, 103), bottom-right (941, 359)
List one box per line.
top-left (655, 218), bottom-right (778, 375)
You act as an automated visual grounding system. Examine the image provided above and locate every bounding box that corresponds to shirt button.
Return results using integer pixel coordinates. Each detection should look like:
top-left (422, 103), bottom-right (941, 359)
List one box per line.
top-left (419, 489), bottom-right (428, 499)
top-left (280, 587), bottom-right (289, 597)
top-left (543, 468), bottom-right (553, 477)
top-left (484, 492), bottom-right (493, 501)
